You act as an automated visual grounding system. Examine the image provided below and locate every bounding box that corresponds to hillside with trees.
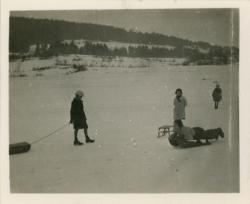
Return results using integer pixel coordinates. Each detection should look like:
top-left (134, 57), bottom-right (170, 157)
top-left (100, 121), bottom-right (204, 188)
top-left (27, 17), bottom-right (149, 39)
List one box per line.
top-left (9, 17), bottom-right (239, 65)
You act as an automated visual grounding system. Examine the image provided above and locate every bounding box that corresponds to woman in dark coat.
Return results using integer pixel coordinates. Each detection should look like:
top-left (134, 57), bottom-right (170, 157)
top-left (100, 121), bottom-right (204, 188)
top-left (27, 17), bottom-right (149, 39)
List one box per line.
top-left (212, 84), bottom-right (222, 109)
top-left (70, 90), bottom-right (95, 145)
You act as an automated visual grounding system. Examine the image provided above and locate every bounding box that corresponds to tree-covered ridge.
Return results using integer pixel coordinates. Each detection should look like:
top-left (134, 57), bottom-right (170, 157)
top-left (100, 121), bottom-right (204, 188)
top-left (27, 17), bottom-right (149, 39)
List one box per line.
top-left (9, 16), bottom-right (213, 52)
top-left (9, 16), bottom-right (239, 65)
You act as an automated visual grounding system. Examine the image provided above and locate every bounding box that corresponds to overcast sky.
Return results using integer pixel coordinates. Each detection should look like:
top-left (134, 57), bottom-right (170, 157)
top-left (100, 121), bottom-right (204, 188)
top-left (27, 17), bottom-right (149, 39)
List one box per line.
top-left (11, 9), bottom-right (239, 47)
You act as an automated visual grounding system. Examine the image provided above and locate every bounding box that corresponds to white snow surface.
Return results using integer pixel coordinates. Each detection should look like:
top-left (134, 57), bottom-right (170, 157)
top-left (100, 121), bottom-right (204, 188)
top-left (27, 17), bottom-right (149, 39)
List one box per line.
top-left (9, 55), bottom-right (239, 193)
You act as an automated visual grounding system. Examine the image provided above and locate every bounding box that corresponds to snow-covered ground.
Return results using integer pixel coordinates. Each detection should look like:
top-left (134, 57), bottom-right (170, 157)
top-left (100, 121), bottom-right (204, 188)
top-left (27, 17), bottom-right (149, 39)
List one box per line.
top-left (9, 55), bottom-right (239, 193)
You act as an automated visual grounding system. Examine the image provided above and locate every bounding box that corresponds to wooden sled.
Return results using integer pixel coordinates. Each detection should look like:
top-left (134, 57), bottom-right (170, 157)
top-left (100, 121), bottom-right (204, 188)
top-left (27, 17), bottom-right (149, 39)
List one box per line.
top-left (157, 125), bottom-right (174, 138)
top-left (9, 142), bottom-right (31, 155)
top-left (179, 140), bottom-right (211, 148)
top-left (168, 133), bottom-right (211, 148)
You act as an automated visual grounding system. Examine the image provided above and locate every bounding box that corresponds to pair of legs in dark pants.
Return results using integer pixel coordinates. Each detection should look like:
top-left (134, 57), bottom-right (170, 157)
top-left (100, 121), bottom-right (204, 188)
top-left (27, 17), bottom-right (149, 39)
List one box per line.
top-left (193, 127), bottom-right (224, 144)
top-left (214, 101), bottom-right (220, 109)
top-left (74, 128), bottom-right (94, 145)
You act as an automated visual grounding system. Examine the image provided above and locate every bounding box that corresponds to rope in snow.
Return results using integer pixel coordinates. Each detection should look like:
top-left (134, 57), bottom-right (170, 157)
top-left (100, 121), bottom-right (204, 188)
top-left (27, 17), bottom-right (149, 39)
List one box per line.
top-left (30, 123), bottom-right (69, 145)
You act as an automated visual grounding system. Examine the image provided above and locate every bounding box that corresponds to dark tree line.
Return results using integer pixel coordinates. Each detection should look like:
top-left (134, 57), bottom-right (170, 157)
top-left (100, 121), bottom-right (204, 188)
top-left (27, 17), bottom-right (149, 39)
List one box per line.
top-left (31, 41), bottom-right (200, 58)
top-left (185, 46), bottom-right (239, 65)
top-left (28, 40), bottom-right (238, 65)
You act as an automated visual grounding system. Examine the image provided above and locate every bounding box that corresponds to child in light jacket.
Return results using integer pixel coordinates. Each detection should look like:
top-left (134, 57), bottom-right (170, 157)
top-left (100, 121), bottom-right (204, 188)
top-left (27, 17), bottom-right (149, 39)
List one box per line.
top-left (173, 88), bottom-right (187, 124)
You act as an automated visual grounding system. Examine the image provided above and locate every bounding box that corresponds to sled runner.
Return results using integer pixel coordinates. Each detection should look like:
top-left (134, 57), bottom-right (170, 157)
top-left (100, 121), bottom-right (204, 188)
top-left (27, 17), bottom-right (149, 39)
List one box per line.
top-left (158, 125), bottom-right (174, 137)
top-left (9, 142), bottom-right (31, 155)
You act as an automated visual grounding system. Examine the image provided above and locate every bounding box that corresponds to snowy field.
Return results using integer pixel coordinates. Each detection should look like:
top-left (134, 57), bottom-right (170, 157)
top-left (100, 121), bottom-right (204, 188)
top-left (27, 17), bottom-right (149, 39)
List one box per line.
top-left (9, 55), bottom-right (239, 193)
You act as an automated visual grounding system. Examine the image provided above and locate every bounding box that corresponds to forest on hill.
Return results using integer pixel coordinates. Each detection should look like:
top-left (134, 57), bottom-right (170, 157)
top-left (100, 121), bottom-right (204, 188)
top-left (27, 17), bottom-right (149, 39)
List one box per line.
top-left (9, 17), bottom-right (239, 65)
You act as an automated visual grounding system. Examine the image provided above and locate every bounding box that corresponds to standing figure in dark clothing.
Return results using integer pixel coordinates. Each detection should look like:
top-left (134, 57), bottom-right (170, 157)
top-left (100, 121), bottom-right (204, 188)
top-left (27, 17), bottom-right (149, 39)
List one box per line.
top-left (212, 84), bottom-right (222, 109)
top-left (70, 90), bottom-right (95, 145)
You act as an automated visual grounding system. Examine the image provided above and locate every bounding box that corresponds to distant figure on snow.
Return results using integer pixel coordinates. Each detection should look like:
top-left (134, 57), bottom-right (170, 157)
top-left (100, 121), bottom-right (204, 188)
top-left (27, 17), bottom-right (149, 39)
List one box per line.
top-left (173, 88), bottom-right (187, 125)
top-left (70, 90), bottom-right (95, 145)
top-left (212, 84), bottom-right (222, 109)
top-left (168, 120), bottom-right (224, 148)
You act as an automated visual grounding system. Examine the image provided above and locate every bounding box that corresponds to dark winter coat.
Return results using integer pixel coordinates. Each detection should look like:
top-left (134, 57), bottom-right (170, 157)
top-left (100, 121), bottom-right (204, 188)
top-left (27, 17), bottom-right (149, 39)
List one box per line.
top-left (70, 97), bottom-right (88, 129)
top-left (212, 87), bottom-right (222, 102)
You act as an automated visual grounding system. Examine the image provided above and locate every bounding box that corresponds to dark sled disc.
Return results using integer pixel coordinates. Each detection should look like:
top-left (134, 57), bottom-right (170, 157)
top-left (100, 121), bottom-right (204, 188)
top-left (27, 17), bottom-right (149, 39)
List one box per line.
top-left (9, 142), bottom-right (31, 155)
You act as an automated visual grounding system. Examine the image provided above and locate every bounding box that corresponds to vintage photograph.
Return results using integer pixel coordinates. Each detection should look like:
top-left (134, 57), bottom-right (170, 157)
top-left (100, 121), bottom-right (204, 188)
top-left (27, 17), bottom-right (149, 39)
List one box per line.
top-left (8, 9), bottom-right (239, 193)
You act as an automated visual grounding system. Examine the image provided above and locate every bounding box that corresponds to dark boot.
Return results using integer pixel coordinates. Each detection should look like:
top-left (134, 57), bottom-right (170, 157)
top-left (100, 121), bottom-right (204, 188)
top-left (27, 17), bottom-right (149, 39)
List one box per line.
top-left (86, 137), bottom-right (95, 143)
top-left (84, 128), bottom-right (95, 143)
top-left (218, 128), bottom-right (224, 138)
top-left (74, 140), bottom-right (83, 145)
top-left (74, 129), bottom-right (83, 145)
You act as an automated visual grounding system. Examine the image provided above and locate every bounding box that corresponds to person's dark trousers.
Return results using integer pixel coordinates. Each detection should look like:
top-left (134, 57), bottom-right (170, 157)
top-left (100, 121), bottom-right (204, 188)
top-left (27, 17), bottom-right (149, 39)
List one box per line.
top-left (214, 101), bottom-right (219, 109)
top-left (74, 129), bottom-right (79, 142)
top-left (74, 129), bottom-right (83, 145)
top-left (84, 128), bottom-right (89, 140)
top-left (174, 119), bottom-right (184, 128)
top-left (84, 128), bottom-right (95, 143)
top-left (193, 128), bottom-right (220, 140)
